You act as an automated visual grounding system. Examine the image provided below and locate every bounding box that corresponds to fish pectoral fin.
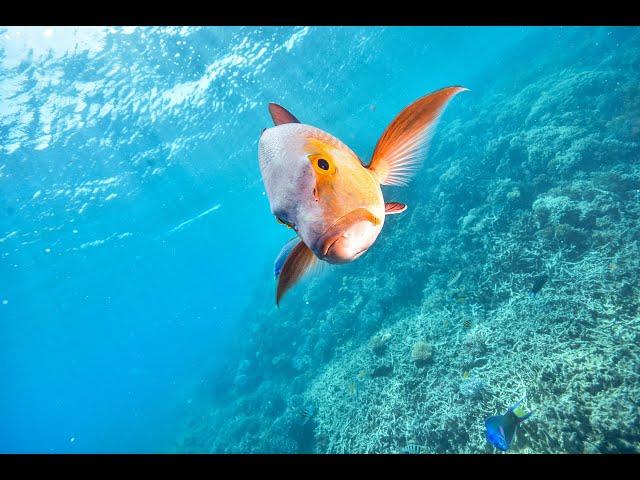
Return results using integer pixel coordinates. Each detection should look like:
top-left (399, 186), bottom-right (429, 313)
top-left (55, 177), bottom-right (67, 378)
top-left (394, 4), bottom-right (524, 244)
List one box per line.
top-left (268, 103), bottom-right (300, 126)
top-left (367, 86), bottom-right (468, 186)
top-left (385, 202), bottom-right (407, 215)
top-left (276, 240), bottom-right (318, 306)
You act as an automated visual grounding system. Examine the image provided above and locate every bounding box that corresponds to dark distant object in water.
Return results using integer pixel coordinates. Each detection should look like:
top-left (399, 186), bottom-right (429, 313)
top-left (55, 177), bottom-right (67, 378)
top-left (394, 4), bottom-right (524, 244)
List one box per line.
top-left (300, 403), bottom-right (314, 425)
top-left (485, 399), bottom-right (533, 451)
top-left (619, 282), bottom-right (633, 297)
top-left (402, 444), bottom-right (426, 454)
top-left (530, 275), bottom-right (548, 295)
top-left (371, 364), bottom-right (393, 378)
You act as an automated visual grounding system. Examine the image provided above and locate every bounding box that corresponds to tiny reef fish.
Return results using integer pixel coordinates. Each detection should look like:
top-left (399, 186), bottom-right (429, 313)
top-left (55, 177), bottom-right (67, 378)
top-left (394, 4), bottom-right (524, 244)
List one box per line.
top-left (402, 444), bottom-right (426, 454)
top-left (530, 275), bottom-right (548, 295)
top-left (300, 404), bottom-right (314, 425)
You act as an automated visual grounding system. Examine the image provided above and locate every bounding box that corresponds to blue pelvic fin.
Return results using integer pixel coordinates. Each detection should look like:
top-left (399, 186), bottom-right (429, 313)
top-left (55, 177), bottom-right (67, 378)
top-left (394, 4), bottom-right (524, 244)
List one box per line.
top-left (274, 237), bottom-right (300, 278)
top-left (274, 239), bottom-right (318, 306)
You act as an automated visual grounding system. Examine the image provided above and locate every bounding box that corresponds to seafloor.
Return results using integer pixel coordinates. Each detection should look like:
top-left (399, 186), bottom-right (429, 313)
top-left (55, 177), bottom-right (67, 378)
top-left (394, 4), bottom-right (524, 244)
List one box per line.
top-left (176, 28), bottom-right (640, 453)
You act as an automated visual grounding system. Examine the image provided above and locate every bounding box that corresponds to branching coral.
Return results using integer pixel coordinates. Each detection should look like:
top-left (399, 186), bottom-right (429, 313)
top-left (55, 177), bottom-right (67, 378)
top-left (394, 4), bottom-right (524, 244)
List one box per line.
top-left (176, 27), bottom-right (640, 454)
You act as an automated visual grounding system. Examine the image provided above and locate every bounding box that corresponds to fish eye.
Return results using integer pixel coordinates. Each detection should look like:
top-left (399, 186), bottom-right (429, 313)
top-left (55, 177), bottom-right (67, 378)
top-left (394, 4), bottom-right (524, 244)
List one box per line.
top-left (309, 154), bottom-right (336, 175)
top-left (276, 216), bottom-right (294, 229)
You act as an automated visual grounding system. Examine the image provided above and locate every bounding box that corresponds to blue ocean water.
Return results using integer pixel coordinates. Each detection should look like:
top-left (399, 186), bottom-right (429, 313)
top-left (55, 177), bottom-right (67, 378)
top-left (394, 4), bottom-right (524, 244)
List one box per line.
top-left (1, 26), bottom-right (638, 454)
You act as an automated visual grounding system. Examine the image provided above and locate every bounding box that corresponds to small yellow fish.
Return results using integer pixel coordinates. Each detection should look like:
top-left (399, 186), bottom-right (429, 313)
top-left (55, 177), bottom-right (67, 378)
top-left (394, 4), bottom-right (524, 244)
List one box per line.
top-left (348, 381), bottom-right (356, 395)
top-left (462, 371), bottom-right (470, 380)
top-left (357, 370), bottom-right (367, 381)
top-left (259, 87), bottom-right (468, 304)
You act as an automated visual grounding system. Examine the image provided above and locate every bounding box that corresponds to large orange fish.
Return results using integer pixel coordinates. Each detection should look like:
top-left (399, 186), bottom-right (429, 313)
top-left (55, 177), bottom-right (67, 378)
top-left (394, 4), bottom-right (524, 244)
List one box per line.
top-left (258, 86), bottom-right (468, 305)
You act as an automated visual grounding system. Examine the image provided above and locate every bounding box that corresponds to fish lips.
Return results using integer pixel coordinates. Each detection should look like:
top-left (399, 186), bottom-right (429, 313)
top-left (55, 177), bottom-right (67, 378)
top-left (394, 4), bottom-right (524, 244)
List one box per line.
top-left (314, 208), bottom-right (381, 264)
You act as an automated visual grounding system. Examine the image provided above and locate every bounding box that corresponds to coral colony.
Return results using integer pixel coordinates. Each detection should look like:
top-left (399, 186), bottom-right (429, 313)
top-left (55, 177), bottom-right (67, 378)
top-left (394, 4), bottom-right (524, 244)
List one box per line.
top-left (176, 28), bottom-right (640, 453)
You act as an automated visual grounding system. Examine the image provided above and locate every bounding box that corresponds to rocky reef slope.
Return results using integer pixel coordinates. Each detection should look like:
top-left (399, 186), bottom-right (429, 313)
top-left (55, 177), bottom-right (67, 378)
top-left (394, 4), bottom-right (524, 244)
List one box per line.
top-left (177, 27), bottom-right (640, 453)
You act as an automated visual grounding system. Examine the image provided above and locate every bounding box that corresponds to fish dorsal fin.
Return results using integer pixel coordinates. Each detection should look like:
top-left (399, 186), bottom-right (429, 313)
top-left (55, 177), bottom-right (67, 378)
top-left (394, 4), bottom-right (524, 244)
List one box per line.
top-left (268, 103), bottom-right (300, 126)
top-left (276, 239), bottom-right (317, 306)
top-left (367, 86), bottom-right (468, 186)
top-left (385, 202), bottom-right (407, 215)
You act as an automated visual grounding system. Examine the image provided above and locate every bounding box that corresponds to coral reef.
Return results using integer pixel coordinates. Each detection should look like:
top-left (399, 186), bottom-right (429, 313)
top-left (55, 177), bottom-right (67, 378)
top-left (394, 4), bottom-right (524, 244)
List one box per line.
top-left (371, 364), bottom-right (394, 378)
top-left (368, 332), bottom-right (392, 356)
top-left (411, 340), bottom-right (433, 367)
top-left (175, 27), bottom-right (640, 454)
top-left (459, 377), bottom-right (485, 400)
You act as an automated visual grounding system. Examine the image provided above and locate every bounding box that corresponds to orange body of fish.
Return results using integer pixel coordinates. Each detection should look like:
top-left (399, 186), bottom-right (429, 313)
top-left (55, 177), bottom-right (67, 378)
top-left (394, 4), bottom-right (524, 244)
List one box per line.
top-left (258, 86), bottom-right (468, 305)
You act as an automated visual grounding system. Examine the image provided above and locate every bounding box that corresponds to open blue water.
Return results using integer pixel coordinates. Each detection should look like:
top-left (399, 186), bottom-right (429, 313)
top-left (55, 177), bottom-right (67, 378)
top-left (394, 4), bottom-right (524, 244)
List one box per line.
top-left (1, 26), bottom-right (638, 453)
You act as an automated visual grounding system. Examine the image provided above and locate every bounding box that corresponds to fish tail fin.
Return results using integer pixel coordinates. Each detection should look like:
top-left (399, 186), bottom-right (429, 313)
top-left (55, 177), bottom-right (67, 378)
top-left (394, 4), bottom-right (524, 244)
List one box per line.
top-left (517, 410), bottom-right (533, 422)
top-left (510, 398), bottom-right (533, 422)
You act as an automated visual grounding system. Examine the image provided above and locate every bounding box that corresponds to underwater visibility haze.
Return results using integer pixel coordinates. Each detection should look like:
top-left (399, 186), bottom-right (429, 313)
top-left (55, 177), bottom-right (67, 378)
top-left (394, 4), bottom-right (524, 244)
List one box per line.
top-left (0, 26), bottom-right (639, 454)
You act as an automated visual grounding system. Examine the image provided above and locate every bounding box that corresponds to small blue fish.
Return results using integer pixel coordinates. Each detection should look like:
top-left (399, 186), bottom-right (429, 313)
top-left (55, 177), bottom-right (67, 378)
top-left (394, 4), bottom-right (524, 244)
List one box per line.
top-left (485, 399), bottom-right (533, 451)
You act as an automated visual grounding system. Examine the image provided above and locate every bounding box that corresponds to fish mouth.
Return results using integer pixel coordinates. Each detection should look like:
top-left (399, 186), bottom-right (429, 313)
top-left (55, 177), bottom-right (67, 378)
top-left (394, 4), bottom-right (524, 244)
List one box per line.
top-left (314, 208), bottom-right (381, 263)
top-left (322, 236), bottom-right (341, 257)
top-left (315, 208), bottom-right (377, 252)
top-left (323, 236), bottom-right (367, 258)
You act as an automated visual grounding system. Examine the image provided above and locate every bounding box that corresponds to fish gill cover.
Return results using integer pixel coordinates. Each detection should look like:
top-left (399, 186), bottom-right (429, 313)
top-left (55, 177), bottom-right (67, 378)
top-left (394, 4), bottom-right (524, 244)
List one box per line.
top-left (176, 27), bottom-right (640, 454)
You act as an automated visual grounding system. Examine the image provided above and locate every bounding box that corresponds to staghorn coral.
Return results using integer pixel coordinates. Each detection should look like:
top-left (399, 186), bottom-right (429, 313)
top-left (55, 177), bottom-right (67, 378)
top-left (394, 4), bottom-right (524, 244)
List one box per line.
top-left (459, 377), bottom-right (486, 399)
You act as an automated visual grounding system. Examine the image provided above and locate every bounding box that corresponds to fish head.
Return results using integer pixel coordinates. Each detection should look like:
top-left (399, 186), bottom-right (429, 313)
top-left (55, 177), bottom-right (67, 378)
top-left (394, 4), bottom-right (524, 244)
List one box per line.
top-left (485, 416), bottom-right (509, 451)
top-left (259, 123), bottom-right (385, 264)
top-left (486, 429), bottom-right (509, 451)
